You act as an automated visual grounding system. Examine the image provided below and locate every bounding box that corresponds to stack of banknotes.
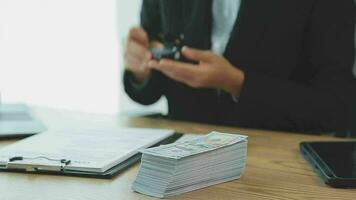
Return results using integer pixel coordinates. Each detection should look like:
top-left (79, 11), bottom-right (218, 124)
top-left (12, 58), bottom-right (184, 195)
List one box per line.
top-left (132, 132), bottom-right (248, 198)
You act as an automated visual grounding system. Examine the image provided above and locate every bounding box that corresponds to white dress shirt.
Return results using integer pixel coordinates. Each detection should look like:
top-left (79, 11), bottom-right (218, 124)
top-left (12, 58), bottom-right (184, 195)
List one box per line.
top-left (211, 0), bottom-right (242, 102)
top-left (211, 0), bottom-right (241, 55)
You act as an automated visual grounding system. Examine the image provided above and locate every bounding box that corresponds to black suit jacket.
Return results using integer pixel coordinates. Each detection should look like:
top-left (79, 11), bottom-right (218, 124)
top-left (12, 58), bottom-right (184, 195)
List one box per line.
top-left (124, 0), bottom-right (356, 135)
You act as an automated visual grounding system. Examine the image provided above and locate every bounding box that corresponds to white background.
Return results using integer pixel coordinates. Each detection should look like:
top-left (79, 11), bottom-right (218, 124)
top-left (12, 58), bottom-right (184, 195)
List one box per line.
top-left (0, 0), bottom-right (119, 113)
top-left (0, 0), bottom-right (166, 115)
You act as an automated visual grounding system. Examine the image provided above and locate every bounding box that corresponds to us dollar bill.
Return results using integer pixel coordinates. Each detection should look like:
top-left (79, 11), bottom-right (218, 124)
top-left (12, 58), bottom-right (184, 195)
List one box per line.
top-left (141, 132), bottom-right (248, 159)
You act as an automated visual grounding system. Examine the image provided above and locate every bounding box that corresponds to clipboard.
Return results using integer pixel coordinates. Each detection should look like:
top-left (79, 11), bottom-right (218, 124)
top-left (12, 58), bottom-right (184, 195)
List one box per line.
top-left (0, 129), bottom-right (182, 179)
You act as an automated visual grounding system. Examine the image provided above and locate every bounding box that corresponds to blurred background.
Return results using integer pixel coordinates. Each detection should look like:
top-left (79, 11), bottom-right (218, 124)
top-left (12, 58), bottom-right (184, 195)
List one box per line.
top-left (0, 0), bottom-right (167, 115)
top-left (0, 0), bottom-right (354, 115)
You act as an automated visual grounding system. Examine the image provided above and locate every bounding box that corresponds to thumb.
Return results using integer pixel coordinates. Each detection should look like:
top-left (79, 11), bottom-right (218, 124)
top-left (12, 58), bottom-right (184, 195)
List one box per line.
top-left (181, 46), bottom-right (213, 62)
top-left (128, 27), bottom-right (149, 48)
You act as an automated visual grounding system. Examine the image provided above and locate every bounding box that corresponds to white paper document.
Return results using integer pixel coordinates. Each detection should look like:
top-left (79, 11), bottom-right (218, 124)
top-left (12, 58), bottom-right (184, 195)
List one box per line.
top-left (0, 128), bottom-right (174, 173)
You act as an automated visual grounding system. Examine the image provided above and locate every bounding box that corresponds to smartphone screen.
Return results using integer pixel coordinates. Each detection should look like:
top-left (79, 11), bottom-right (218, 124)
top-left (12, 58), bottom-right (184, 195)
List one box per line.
top-left (308, 142), bottom-right (356, 178)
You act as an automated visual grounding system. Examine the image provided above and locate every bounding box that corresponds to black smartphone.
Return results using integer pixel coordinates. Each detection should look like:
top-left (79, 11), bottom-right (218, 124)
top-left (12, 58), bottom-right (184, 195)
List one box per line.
top-left (300, 141), bottom-right (356, 188)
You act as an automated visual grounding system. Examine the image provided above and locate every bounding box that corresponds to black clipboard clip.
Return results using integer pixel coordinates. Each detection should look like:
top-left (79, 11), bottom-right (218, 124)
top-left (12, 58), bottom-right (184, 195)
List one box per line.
top-left (7, 156), bottom-right (71, 172)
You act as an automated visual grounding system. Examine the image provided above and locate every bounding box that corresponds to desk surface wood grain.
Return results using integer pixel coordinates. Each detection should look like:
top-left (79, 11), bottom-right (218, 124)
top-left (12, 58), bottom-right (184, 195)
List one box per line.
top-left (0, 107), bottom-right (355, 200)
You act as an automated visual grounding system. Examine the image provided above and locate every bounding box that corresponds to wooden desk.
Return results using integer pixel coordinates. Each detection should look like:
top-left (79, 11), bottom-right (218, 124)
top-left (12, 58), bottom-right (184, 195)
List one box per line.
top-left (0, 107), bottom-right (355, 200)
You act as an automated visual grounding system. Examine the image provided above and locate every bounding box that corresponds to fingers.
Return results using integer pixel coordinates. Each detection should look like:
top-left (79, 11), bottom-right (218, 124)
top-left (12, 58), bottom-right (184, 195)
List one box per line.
top-left (150, 41), bottom-right (164, 49)
top-left (124, 27), bottom-right (152, 82)
top-left (125, 28), bottom-right (152, 71)
top-left (126, 40), bottom-right (151, 62)
top-left (128, 27), bottom-right (149, 47)
top-left (124, 41), bottom-right (151, 70)
top-left (181, 46), bottom-right (213, 62)
top-left (124, 53), bottom-right (148, 72)
top-left (125, 52), bottom-right (151, 84)
top-left (124, 41), bottom-right (152, 81)
top-left (148, 59), bottom-right (197, 73)
top-left (147, 59), bottom-right (201, 87)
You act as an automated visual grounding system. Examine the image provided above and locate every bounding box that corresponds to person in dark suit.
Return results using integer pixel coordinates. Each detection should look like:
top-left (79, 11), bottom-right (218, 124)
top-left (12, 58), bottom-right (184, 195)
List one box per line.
top-left (123, 0), bottom-right (356, 136)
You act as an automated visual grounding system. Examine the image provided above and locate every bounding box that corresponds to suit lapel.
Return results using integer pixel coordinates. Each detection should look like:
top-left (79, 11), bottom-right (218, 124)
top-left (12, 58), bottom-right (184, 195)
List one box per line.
top-left (224, 0), bottom-right (277, 63)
